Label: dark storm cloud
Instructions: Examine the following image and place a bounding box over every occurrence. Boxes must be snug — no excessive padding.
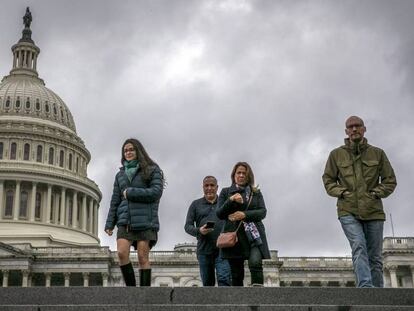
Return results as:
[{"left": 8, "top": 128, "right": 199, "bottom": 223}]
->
[{"left": 1, "top": 0, "right": 413, "bottom": 256}]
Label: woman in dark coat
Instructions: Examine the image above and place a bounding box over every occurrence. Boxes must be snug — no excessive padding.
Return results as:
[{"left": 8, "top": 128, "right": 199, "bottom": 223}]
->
[
  {"left": 216, "top": 162, "right": 270, "bottom": 286},
  {"left": 105, "top": 138, "right": 164, "bottom": 287}
]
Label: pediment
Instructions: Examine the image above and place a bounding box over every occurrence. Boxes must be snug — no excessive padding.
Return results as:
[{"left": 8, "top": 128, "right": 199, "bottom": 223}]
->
[{"left": 0, "top": 242, "right": 31, "bottom": 258}]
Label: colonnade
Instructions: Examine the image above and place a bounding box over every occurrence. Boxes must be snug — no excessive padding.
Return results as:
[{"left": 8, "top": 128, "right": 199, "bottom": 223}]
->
[
  {"left": 386, "top": 264, "right": 414, "bottom": 288},
  {"left": 0, "top": 179, "right": 99, "bottom": 236},
  {"left": 0, "top": 270, "right": 108, "bottom": 287}
]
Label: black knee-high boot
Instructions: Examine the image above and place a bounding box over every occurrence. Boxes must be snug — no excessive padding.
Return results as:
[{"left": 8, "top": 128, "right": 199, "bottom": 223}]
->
[
  {"left": 139, "top": 269, "right": 151, "bottom": 287},
  {"left": 120, "top": 262, "right": 136, "bottom": 287}
]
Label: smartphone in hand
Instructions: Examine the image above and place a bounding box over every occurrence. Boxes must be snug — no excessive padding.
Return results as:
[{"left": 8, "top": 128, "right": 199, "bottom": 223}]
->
[{"left": 205, "top": 221, "right": 215, "bottom": 229}]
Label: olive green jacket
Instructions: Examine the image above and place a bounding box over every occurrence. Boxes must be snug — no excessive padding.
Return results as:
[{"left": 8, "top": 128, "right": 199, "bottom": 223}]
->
[{"left": 322, "top": 138, "right": 396, "bottom": 220}]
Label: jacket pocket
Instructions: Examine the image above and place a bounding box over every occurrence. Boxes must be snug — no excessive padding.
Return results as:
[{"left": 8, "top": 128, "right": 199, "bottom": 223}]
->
[
  {"left": 337, "top": 160, "right": 353, "bottom": 177},
  {"left": 362, "top": 159, "right": 379, "bottom": 179}
]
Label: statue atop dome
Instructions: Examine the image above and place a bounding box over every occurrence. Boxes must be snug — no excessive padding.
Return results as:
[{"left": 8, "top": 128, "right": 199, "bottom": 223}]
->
[
  {"left": 23, "top": 7, "right": 32, "bottom": 29},
  {"left": 20, "top": 7, "right": 33, "bottom": 43}
]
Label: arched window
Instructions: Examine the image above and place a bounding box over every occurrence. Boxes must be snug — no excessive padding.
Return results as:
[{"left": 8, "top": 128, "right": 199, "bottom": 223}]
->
[
  {"left": 23, "top": 143, "right": 30, "bottom": 161},
  {"left": 25, "top": 97, "right": 31, "bottom": 109},
  {"left": 19, "top": 191, "right": 28, "bottom": 218},
  {"left": 45, "top": 102, "right": 50, "bottom": 113},
  {"left": 0, "top": 142, "right": 3, "bottom": 160},
  {"left": 5, "top": 97, "right": 11, "bottom": 109},
  {"left": 35, "top": 192, "right": 42, "bottom": 219},
  {"left": 76, "top": 157, "right": 79, "bottom": 173},
  {"left": 48, "top": 147, "right": 54, "bottom": 165},
  {"left": 35, "top": 99, "right": 40, "bottom": 111},
  {"left": 68, "top": 153, "right": 73, "bottom": 170},
  {"left": 10, "top": 142, "right": 17, "bottom": 160},
  {"left": 59, "top": 150, "right": 64, "bottom": 167},
  {"left": 36, "top": 145, "right": 43, "bottom": 162},
  {"left": 15, "top": 97, "right": 21, "bottom": 109},
  {"left": 5, "top": 190, "right": 14, "bottom": 217}
]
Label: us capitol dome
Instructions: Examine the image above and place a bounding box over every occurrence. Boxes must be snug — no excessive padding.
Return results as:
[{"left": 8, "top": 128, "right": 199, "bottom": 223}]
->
[{"left": 0, "top": 8, "right": 101, "bottom": 247}]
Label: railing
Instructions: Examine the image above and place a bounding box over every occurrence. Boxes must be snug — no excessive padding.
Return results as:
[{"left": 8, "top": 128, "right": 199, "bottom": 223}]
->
[
  {"left": 383, "top": 237, "right": 414, "bottom": 250},
  {"left": 278, "top": 257, "right": 353, "bottom": 268},
  {"left": 34, "top": 246, "right": 111, "bottom": 256}
]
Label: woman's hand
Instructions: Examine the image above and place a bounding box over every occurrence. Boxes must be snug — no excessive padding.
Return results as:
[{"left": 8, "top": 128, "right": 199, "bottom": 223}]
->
[
  {"left": 229, "top": 193, "right": 243, "bottom": 204},
  {"left": 228, "top": 211, "right": 246, "bottom": 222},
  {"left": 105, "top": 229, "right": 113, "bottom": 236}
]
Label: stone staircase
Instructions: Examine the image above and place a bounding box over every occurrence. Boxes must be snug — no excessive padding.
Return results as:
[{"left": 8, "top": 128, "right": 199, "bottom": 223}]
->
[{"left": 0, "top": 287, "right": 413, "bottom": 310}]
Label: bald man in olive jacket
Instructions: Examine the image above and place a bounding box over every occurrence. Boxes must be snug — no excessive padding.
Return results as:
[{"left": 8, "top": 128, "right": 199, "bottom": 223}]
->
[{"left": 323, "top": 116, "right": 396, "bottom": 288}]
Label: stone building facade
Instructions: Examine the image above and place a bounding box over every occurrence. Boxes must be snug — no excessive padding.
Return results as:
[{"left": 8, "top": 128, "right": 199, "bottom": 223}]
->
[
  {"left": 1, "top": 9, "right": 413, "bottom": 289},
  {"left": 1, "top": 238, "right": 413, "bottom": 288}
]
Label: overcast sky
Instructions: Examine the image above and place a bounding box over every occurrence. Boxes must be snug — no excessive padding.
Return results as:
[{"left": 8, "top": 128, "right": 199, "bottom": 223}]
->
[{"left": 1, "top": 0, "right": 413, "bottom": 256}]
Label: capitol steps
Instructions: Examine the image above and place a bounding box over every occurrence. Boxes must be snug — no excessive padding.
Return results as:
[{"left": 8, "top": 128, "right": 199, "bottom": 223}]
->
[{"left": 0, "top": 287, "right": 414, "bottom": 310}]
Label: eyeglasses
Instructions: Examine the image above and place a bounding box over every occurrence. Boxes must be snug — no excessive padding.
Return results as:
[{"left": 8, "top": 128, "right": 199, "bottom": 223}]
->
[
  {"left": 123, "top": 148, "right": 135, "bottom": 154},
  {"left": 346, "top": 124, "right": 363, "bottom": 129}
]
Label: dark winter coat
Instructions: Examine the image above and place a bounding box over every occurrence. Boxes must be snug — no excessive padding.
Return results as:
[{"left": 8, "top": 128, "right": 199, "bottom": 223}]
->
[
  {"left": 105, "top": 165, "right": 163, "bottom": 231},
  {"left": 216, "top": 184, "right": 271, "bottom": 260}
]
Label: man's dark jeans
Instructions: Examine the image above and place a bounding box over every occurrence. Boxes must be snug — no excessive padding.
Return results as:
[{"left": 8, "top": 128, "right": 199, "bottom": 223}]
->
[{"left": 197, "top": 253, "right": 231, "bottom": 286}]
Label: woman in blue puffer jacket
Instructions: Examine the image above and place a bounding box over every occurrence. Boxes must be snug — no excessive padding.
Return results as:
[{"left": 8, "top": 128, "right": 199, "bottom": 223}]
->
[{"left": 105, "top": 138, "right": 164, "bottom": 287}]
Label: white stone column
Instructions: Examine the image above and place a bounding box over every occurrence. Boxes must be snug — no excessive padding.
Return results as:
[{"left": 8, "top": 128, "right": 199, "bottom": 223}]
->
[
  {"left": 284, "top": 280, "right": 292, "bottom": 287},
  {"left": 13, "top": 181, "right": 21, "bottom": 220},
  {"left": 64, "top": 272, "right": 70, "bottom": 287},
  {"left": 321, "top": 281, "right": 328, "bottom": 287},
  {"left": 388, "top": 265, "right": 398, "bottom": 288},
  {"left": 45, "top": 273, "right": 51, "bottom": 287},
  {"left": 83, "top": 272, "right": 89, "bottom": 287},
  {"left": 102, "top": 273, "right": 109, "bottom": 287},
  {"left": 81, "top": 195, "right": 87, "bottom": 231},
  {"left": 93, "top": 201, "right": 98, "bottom": 235},
  {"left": 2, "top": 270, "right": 9, "bottom": 287},
  {"left": 29, "top": 182, "right": 37, "bottom": 221},
  {"left": 0, "top": 180, "right": 4, "bottom": 219},
  {"left": 72, "top": 191, "right": 78, "bottom": 228},
  {"left": 59, "top": 188, "right": 66, "bottom": 225},
  {"left": 53, "top": 193, "right": 60, "bottom": 224},
  {"left": 410, "top": 265, "right": 414, "bottom": 288},
  {"left": 45, "top": 184, "right": 52, "bottom": 223},
  {"left": 88, "top": 199, "right": 94, "bottom": 233},
  {"left": 22, "top": 270, "right": 29, "bottom": 287},
  {"left": 66, "top": 195, "right": 70, "bottom": 226}
]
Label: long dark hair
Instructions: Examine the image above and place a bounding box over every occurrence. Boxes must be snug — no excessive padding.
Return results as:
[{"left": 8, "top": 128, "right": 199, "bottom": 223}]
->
[
  {"left": 230, "top": 161, "right": 255, "bottom": 186},
  {"left": 121, "top": 138, "right": 162, "bottom": 182}
]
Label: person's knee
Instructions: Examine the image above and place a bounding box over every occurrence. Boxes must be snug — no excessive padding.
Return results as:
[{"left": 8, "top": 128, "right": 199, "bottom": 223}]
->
[
  {"left": 248, "top": 261, "right": 262, "bottom": 273},
  {"left": 138, "top": 253, "right": 149, "bottom": 266},
  {"left": 117, "top": 249, "right": 129, "bottom": 263}
]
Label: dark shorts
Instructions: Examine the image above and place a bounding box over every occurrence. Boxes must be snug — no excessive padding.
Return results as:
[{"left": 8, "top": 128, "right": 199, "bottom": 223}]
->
[{"left": 117, "top": 226, "right": 158, "bottom": 250}]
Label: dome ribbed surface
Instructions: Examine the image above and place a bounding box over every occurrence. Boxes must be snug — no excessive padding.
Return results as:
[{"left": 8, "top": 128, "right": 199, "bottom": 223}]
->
[{"left": 0, "top": 75, "right": 76, "bottom": 132}]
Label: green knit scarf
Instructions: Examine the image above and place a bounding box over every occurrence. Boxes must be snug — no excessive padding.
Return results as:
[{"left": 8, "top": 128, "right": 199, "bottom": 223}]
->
[{"left": 123, "top": 160, "right": 139, "bottom": 182}]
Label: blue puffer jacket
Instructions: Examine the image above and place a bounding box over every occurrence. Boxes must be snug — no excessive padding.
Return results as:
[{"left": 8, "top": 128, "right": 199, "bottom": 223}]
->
[{"left": 105, "top": 165, "right": 163, "bottom": 231}]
